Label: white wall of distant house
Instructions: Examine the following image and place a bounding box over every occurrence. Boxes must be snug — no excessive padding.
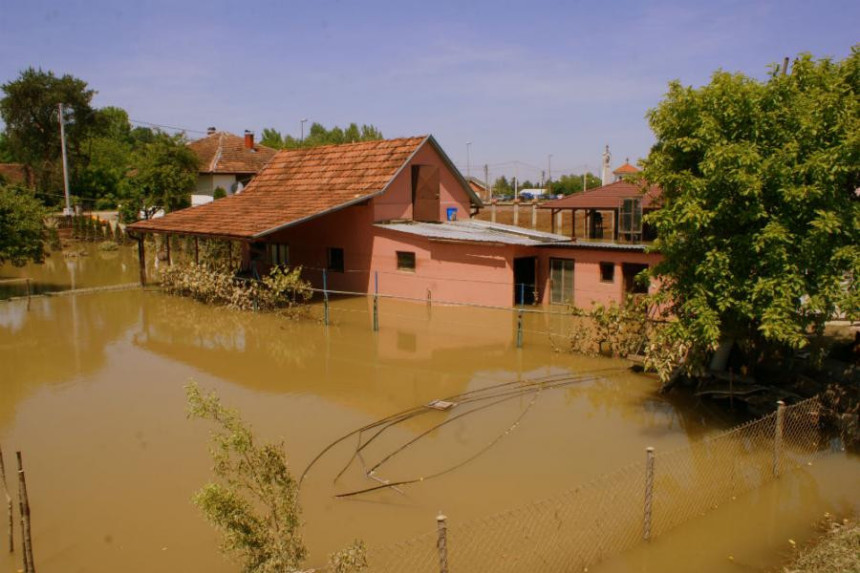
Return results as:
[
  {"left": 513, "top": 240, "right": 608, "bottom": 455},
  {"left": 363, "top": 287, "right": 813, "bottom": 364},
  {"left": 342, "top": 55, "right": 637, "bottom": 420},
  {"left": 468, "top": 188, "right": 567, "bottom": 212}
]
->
[{"left": 195, "top": 173, "right": 241, "bottom": 196}]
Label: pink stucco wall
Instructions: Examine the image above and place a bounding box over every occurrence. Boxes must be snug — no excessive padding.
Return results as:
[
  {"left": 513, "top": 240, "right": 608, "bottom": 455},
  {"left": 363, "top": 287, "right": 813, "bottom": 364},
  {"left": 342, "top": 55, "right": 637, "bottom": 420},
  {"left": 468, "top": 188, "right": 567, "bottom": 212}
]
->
[
  {"left": 260, "top": 138, "right": 661, "bottom": 309},
  {"left": 537, "top": 248, "right": 661, "bottom": 310}
]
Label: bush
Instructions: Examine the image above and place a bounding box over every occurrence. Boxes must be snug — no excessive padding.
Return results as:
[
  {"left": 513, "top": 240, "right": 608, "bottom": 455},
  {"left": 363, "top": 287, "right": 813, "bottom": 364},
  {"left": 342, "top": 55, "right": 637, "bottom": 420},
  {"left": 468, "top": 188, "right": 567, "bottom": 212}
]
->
[
  {"left": 213, "top": 186, "right": 227, "bottom": 200},
  {"left": 159, "top": 263, "right": 312, "bottom": 315}
]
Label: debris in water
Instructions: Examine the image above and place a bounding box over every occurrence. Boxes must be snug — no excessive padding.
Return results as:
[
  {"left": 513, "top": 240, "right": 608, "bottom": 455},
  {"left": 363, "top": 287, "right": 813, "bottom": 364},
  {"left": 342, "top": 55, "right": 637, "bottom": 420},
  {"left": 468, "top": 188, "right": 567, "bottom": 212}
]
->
[{"left": 426, "top": 399, "right": 456, "bottom": 411}]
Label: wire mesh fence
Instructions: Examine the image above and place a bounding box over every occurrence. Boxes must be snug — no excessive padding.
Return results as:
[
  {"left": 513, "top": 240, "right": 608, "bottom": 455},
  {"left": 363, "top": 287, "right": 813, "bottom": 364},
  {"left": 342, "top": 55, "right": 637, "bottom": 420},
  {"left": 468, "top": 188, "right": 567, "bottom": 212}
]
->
[{"left": 361, "top": 396, "right": 824, "bottom": 573}]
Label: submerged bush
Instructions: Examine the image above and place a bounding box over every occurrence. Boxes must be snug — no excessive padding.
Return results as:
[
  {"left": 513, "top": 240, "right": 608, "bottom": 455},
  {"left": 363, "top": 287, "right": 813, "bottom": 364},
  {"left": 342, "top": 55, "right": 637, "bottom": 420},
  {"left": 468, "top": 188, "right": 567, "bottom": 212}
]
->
[{"left": 159, "top": 263, "right": 312, "bottom": 315}]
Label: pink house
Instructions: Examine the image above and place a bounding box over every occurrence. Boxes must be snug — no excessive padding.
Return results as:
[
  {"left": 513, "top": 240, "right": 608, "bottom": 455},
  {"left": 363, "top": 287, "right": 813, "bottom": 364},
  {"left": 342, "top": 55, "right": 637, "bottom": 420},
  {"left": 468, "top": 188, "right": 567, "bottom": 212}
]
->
[{"left": 129, "top": 136, "right": 660, "bottom": 309}]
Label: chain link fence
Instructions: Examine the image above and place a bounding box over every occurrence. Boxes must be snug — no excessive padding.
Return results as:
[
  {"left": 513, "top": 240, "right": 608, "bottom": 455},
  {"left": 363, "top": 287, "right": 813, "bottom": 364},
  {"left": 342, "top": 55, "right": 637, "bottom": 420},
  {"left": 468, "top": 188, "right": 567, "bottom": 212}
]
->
[{"left": 362, "top": 396, "right": 824, "bottom": 573}]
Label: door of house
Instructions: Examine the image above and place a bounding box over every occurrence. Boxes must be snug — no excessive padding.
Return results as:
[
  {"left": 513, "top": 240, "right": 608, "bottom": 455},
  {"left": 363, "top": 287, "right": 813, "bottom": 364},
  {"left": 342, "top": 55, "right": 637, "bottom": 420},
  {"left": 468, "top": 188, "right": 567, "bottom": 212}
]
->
[
  {"left": 513, "top": 256, "right": 537, "bottom": 305},
  {"left": 412, "top": 165, "right": 440, "bottom": 222},
  {"left": 549, "top": 258, "right": 575, "bottom": 305}
]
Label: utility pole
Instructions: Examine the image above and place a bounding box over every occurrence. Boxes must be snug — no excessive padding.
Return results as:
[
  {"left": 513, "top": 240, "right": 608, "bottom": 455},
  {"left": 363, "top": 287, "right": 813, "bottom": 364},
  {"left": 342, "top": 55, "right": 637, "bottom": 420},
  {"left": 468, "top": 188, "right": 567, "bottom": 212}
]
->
[
  {"left": 58, "top": 103, "right": 72, "bottom": 216},
  {"left": 300, "top": 118, "right": 308, "bottom": 145},
  {"left": 466, "top": 141, "right": 472, "bottom": 179},
  {"left": 540, "top": 170, "right": 545, "bottom": 189},
  {"left": 484, "top": 164, "right": 490, "bottom": 201}
]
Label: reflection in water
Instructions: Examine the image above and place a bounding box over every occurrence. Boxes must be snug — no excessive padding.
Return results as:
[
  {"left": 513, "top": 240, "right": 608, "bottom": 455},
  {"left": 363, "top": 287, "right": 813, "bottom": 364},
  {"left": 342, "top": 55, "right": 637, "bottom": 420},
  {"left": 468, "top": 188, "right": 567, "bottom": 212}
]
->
[{"left": 0, "top": 272, "right": 857, "bottom": 572}]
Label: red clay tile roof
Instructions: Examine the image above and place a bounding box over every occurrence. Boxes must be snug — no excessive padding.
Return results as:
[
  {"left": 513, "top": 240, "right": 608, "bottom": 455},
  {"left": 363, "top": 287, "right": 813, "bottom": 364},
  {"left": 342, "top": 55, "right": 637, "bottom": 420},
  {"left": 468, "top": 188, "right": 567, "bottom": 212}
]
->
[
  {"left": 541, "top": 181, "right": 662, "bottom": 210},
  {"left": 129, "top": 136, "right": 430, "bottom": 239},
  {"left": 189, "top": 132, "right": 277, "bottom": 174},
  {"left": 0, "top": 163, "right": 35, "bottom": 187},
  {"left": 612, "top": 162, "right": 640, "bottom": 175}
]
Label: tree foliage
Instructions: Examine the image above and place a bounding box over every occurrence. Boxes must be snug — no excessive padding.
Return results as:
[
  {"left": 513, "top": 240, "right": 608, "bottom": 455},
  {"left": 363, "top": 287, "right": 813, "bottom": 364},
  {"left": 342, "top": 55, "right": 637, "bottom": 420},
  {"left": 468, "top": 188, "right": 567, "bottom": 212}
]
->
[
  {"left": 0, "top": 67, "right": 97, "bottom": 200},
  {"left": 552, "top": 172, "right": 602, "bottom": 195},
  {"left": 187, "top": 383, "right": 367, "bottom": 573},
  {"left": 644, "top": 49, "right": 860, "bottom": 366},
  {"left": 0, "top": 185, "right": 47, "bottom": 266},
  {"left": 119, "top": 131, "right": 198, "bottom": 221},
  {"left": 260, "top": 123, "right": 383, "bottom": 149}
]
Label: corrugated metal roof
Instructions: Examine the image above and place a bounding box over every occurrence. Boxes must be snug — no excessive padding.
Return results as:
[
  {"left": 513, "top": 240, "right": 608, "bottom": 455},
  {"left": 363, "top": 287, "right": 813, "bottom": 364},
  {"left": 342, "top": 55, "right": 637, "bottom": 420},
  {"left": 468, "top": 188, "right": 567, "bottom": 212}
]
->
[
  {"left": 375, "top": 220, "right": 572, "bottom": 246},
  {"left": 536, "top": 239, "right": 651, "bottom": 252}
]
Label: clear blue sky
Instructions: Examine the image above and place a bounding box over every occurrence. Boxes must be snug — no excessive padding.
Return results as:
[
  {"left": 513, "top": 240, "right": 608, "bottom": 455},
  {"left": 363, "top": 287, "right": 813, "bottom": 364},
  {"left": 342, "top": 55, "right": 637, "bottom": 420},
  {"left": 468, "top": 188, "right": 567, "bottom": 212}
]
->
[{"left": 0, "top": 0, "right": 857, "bottom": 182}]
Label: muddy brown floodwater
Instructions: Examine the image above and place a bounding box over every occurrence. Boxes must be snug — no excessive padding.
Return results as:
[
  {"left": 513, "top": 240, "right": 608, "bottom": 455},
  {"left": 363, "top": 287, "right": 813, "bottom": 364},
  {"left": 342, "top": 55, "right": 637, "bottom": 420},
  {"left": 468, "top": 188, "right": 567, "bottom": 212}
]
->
[{"left": 1, "top": 245, "right": 857, "bottom": 572}]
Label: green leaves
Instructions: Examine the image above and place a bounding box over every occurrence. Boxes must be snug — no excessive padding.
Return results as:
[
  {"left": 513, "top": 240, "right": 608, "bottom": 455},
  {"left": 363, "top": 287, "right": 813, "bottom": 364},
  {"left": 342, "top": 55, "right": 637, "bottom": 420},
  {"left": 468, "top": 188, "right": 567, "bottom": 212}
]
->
[
  {"left": 0, "top": 185, "right": 47, "bottom": 266},
  {"left": 644, "top": 48, "right": 860, "bottom": 368}
]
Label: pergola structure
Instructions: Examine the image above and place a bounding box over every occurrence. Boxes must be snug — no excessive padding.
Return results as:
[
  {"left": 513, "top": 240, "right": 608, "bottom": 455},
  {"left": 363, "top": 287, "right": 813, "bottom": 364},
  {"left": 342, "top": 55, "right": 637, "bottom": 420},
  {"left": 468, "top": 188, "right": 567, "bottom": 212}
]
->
[{"left": 541, "top": 181, "right": 662, "bottom": 242}]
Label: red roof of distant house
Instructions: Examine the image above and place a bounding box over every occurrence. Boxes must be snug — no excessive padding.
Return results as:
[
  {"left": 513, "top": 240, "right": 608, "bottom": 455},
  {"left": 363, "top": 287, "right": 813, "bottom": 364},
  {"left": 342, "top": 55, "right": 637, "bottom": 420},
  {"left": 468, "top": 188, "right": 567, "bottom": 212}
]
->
[
  {"left": 0, "top": 163, "right": 35, "bottom": 187},
  {"left": 189, "top": 131, "right": 277, "bottom": 174},
  {"left": 612, "top": 162, "right": 640, "bottom": 175},
  {"left": 129, "top": 135, "right": 478, "bottom": 240},
  {"left": 541, "top": 180, "right": 662, "bottom": 210}
]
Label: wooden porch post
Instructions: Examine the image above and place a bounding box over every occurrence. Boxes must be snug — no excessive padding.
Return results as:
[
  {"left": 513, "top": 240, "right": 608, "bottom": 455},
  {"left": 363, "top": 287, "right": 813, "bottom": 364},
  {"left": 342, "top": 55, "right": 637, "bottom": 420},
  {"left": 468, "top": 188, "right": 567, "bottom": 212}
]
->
[{"left": 137, "top": 236, "right": 147, "bottom": 286}]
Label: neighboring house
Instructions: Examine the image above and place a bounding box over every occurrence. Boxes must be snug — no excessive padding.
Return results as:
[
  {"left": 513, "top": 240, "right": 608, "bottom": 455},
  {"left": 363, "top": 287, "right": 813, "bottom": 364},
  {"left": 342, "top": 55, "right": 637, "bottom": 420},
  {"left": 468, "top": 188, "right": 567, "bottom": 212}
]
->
[
  {"left": 466, "top": 176, "right": 491, "bottom": 201},
  {"left": 129, "top": 136, "right": 659, "bottom": 309},
  {"left": 0, "top": 163, "right": 35, "bottom": 187},
  {"left": 189, "top": 128, "right": 277, "bottom": 202}
]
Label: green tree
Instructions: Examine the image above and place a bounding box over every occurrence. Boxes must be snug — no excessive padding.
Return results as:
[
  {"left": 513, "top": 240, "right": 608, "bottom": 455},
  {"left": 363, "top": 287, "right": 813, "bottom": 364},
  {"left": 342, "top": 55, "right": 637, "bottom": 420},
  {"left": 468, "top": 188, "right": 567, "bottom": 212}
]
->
[
  {"left": 492, "top": 175, "right": 513, "bottom": 197},
  {"left": 643, "top": 49, "right": 860, "bottom": 372},
  {"left": 260, "top": 122, "right": 384, "bottom": 149},
  {"left": 0, "top": 68, "right": 97, "bottom": 202},
  {"left": 186, "top": 382, "right": 367, "bottom": 573},
  {"left": 0, "top": 185, "right": 48, "bottom": 266},
  {"left": 552, "top": 172, "right": 602, "bottom": 195},
  {"left": 119, "top": 132, "right": 198, "bottom": 221},
  {"left": 77, "top": 106, "right": 135, "bottom": 209}
]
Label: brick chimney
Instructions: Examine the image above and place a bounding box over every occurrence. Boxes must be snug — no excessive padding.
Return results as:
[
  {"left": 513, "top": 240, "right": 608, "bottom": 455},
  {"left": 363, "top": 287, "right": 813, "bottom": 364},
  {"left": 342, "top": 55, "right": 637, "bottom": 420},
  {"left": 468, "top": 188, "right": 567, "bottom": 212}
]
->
[
  {"left": 207, "top": 126, "right": 216, "bottom": 135},
  {"left": 244, "top": 130, "right": 254, "bottom": 149}
]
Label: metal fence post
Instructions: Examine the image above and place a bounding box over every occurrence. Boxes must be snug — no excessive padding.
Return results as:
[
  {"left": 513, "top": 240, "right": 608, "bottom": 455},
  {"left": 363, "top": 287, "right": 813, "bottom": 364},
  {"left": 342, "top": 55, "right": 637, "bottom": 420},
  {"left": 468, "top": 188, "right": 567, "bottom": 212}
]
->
[
  {"left": 516, "top": 309, "right": 524, "bottom": 348},
  {"left": 643, "top": 446, "right": 655, "bottom": 541},
  {"left": 773, "top": 401, "right": 785, "bottom": 478},
  {"left": 322, "top": 269, "right": 329, "bottom": 326},
  {"left": 436, "top": 512, "right": 449, "bottom": 573},
  {"left": 372, "top": 271, "right": 379, "bottom": 332}
]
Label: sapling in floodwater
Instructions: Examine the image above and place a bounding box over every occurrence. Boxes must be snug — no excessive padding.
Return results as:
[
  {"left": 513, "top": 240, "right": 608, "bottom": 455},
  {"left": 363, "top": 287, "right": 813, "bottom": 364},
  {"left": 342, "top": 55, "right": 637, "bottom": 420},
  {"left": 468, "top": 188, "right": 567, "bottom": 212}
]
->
[{"left": 186, "top": 382, "right": 366, "bottom": 573}]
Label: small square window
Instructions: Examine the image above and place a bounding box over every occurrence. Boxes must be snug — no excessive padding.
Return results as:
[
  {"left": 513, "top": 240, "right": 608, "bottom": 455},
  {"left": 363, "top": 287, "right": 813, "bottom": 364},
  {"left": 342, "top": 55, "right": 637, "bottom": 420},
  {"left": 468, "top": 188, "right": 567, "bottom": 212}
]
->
[
  {"left": 600, "top": 262, "right": 615, "bottom": 283},
  {"left": 396, "top": 251, "right": 416, "bottom": 272},
  {"left": 328, "top": 247, "right": 344, "bottom": 273}
]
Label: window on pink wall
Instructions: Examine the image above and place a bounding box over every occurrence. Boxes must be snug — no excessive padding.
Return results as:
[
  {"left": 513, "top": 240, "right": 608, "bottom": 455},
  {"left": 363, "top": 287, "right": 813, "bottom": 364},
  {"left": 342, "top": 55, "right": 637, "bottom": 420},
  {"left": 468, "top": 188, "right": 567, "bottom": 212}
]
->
[
  {"left": 599, "top": 262, "right": 615, "bottom": 283},
  {"left": 396, "top": 251, "right": 416, "bottom": 272},
  {"left": 549, "top": 258, "right": 574, "bottom": 304}
]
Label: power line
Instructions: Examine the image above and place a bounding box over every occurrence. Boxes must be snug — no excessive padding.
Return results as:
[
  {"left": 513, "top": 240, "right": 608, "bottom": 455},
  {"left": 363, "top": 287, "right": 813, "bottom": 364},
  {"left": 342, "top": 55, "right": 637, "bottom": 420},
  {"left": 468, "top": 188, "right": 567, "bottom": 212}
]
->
[{"left": 128, "top": 118, "right": 208, "bottom": 135}]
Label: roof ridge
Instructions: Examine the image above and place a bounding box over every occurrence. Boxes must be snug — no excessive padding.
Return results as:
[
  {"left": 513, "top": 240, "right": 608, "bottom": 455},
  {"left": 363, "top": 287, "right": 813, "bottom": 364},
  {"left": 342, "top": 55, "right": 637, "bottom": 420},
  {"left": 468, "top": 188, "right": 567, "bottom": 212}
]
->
[{"left": 279, "top": 135, "right": 428, "bottom": 154}]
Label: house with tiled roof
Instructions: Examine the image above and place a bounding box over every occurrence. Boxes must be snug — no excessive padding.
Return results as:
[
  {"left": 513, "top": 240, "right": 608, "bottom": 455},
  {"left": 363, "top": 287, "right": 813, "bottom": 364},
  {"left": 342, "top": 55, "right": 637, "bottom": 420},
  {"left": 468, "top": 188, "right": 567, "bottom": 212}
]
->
[
  {"left": 129, "top": 136, "right": 659, "bottom": 308},
  {"left": 188, "top": 128, "right": 277, "bottom": 202},
  {"left": 612, "top": 159, "right": 640, "bottom": 181}
]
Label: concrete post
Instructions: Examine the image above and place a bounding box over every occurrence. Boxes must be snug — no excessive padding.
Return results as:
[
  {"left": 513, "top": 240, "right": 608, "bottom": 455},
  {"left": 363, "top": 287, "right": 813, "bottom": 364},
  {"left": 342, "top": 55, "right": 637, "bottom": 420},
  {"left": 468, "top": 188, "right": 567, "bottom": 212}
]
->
[
  {"left": 491, "top": 199, "right": 497, "bottom": 223},
  {"left": 773, "top": 401, "right": 786, "bottom": 477},
  {"left": 643, "top": 446, "right": 655, "bottom": 541},
  {"left": 531, "top": 199, "right": 538, "bottom": 229},
  {"left": 436, "top": 513, "right": 449, "bottom": 573},
  {"left": 513, "top": 199, "right": 520, "bottom": 227},
  {"left": 556, "top": 210, "right": 563, "bottom": 235}
]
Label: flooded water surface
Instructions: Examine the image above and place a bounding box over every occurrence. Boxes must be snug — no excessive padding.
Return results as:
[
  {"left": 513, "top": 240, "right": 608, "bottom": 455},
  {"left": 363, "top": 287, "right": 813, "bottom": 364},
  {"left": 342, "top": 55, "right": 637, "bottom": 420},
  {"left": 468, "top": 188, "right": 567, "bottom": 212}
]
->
[{"left": 0, "top": 249, "right": 857, "bottom": 572}]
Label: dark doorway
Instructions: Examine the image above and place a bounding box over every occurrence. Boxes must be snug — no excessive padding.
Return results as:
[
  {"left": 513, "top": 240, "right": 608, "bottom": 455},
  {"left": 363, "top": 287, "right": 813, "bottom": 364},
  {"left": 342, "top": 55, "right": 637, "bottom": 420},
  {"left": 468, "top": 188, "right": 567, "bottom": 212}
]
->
[
  {"left": 513, "top": 257, "right": 537, "bottom": 305},
  {"left": 622, "top": 263, "right": 649, "bottom": 295},
  {"left": 589, "top": 210, "right": 604, "bottom": 239},
  {"left": 412, "top": 165, "right": 440, "bottom": 222}
]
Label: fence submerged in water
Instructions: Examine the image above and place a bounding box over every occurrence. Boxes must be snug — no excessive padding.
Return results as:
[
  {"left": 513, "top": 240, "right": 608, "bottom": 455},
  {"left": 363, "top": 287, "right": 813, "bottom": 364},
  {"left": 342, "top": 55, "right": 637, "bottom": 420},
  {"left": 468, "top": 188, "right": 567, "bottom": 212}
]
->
[{"left": 356, "top": 396, "right": 825, "bottom": 573}]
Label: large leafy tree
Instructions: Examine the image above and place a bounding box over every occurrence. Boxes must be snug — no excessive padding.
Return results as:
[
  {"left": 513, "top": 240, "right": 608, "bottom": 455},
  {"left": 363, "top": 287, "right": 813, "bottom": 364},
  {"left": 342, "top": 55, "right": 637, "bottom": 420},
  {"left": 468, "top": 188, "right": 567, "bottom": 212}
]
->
[
  {"left": 119, "top": 132, "right": 198, "bottom": 221},
  {"left": 77, "top": 106, "right": 136, "bottom": 208},
  {"left": 644, "top": 49, "right": 859, "bottom": 368},
  {"left": 552, "top": 172, "right": 602, "bottom": 195},
  {"left": 0, "top": 185, "right": 47, "bottom": 266},
  {"left": 0, "top": 68, "right": 97, "bottom": 202}
]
